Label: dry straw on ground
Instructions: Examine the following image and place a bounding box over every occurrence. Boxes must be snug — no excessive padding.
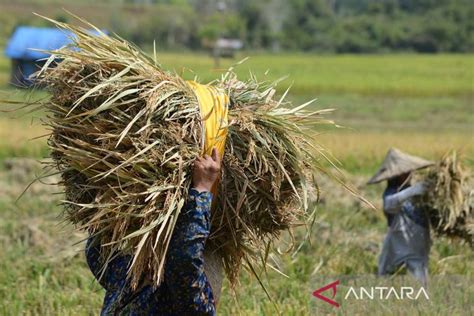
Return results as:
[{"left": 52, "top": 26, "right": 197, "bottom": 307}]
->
[
  {"left": 29, "top": 15, "right": 356, "bottom": 289},
  {"left": 421, "top": 152, "right": 473, "bottom": 246}
]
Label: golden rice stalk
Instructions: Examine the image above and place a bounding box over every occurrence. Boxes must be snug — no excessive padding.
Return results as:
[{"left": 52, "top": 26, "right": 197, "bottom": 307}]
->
[
  {"left": 26, "top": 14, "right": 355, "bottom": 288},
  {"left": 422, "top": 151, "right": 473, "bottom": 245}
]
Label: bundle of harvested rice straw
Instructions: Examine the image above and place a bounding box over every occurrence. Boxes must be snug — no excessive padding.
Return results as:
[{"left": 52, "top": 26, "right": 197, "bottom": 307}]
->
[
  {"left": 31, "top": 16, "right": 350, "bottom": 288},
  {"left": 419, "top": 152, "right": 473, "bottom": 246}
]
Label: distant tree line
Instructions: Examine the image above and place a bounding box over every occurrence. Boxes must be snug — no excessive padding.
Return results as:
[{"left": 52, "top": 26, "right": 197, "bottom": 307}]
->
[
  {"left": 114, "top": 0, "right": 474, "bottom": 53},
  {"left": 2, "top": 0, "right": 473, "bottom": 53}
]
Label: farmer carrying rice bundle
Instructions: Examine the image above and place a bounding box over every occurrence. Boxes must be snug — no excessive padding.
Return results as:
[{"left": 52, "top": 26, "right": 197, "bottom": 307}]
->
[
  {"left": 369, "top": 148, "right": 473, "bottom": 285},
  {"left": 27, "top": 15, "right": 361, "bottom": 315},
  {"left": 368, "top": 148, "right": 434, "bottom": 285},
  {"left": 86, "top": 148, "right": 223, "bottom": 314}
]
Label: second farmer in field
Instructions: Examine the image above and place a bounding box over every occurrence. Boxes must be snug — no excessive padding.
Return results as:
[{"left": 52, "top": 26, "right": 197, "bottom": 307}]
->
[{"left": 368, "top": 148, "right": 434, "bottom": 285}]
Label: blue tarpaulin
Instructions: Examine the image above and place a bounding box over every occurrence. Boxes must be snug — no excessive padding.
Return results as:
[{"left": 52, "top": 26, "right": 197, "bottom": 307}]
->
[
  {"left": 4, "top": 26, "right": 75, "bottom": 61},
  {"left": 4, "top": 26, "right": 106, "bottom": 86}
]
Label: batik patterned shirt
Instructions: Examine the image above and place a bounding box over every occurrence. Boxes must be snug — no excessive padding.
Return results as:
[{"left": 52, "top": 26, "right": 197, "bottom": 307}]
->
[{"left": 85, "top": 189, "right": 215, "bottom": 315}]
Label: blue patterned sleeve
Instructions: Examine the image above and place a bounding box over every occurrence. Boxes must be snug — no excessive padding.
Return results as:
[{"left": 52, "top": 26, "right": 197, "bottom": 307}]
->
[{"left": 164, "top": 188, "right": 216, "bottom": 315}]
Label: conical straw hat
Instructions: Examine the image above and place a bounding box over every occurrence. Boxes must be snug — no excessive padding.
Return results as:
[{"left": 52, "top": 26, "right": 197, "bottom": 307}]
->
[{"left": 367, "top": 148, "right": 434, "bottom": 184}]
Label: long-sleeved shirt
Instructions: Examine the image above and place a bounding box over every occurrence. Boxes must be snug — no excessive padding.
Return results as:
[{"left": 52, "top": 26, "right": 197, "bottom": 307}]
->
[
  {"left": 85, "top": 189, "right": 216, "bottom": 315},
  {"left": 378, "top": 183, "right": 431, "bottom": 282},
  {"left": 383, "top": 184, "right": 429, "bottom": 228}
]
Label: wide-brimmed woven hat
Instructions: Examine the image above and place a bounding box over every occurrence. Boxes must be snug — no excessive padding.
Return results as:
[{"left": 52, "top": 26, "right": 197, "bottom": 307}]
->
[{"left": 367, "top": 148, "right": 434, "bottom": 184}]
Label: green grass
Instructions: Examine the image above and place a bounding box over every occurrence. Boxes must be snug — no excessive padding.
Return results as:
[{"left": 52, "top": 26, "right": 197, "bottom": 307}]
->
[
  {"left": 311, "top": 94, "right": 473, "bottom": 130},
  {"left": 155, "top": 53, "right": 474, "bottom": 97},
  {"left": 3, "top": 53, "right": 473, "bottom": 97},
  {"left": 0, "top": 164, "right": 471, "bottom": 315}
]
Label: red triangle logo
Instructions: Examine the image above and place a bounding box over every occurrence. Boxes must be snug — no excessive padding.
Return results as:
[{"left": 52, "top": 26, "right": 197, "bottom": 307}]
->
[{"left": 312, "top": 280, "right": 340, "bottom": 308}]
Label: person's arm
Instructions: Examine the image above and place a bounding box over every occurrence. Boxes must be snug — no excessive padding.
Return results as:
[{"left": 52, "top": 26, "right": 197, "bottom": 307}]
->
[
  {"left": 85, "top": 235, "right": 131, "bottom": 292},
  {"left": 384, "top": 182, "right": 426, "bottom": 214},
  {"left": 164, "top": 148, "right": 221, "bottom": 315}
]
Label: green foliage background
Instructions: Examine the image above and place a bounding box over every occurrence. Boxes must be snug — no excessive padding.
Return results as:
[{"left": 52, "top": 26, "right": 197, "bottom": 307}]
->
[{"left": 0, "top": 0, "right": 473, "bottom": 53}]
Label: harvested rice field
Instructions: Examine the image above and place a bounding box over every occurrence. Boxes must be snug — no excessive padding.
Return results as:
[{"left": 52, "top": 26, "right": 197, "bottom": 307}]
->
[{"left": 0, "top": 51, "right": 473, "bottom": 315}]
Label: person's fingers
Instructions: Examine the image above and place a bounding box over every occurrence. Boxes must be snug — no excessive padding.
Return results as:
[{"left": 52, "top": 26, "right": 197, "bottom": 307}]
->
[{"left": 211, "top": 147, "right": 219, "bottom": 163}]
